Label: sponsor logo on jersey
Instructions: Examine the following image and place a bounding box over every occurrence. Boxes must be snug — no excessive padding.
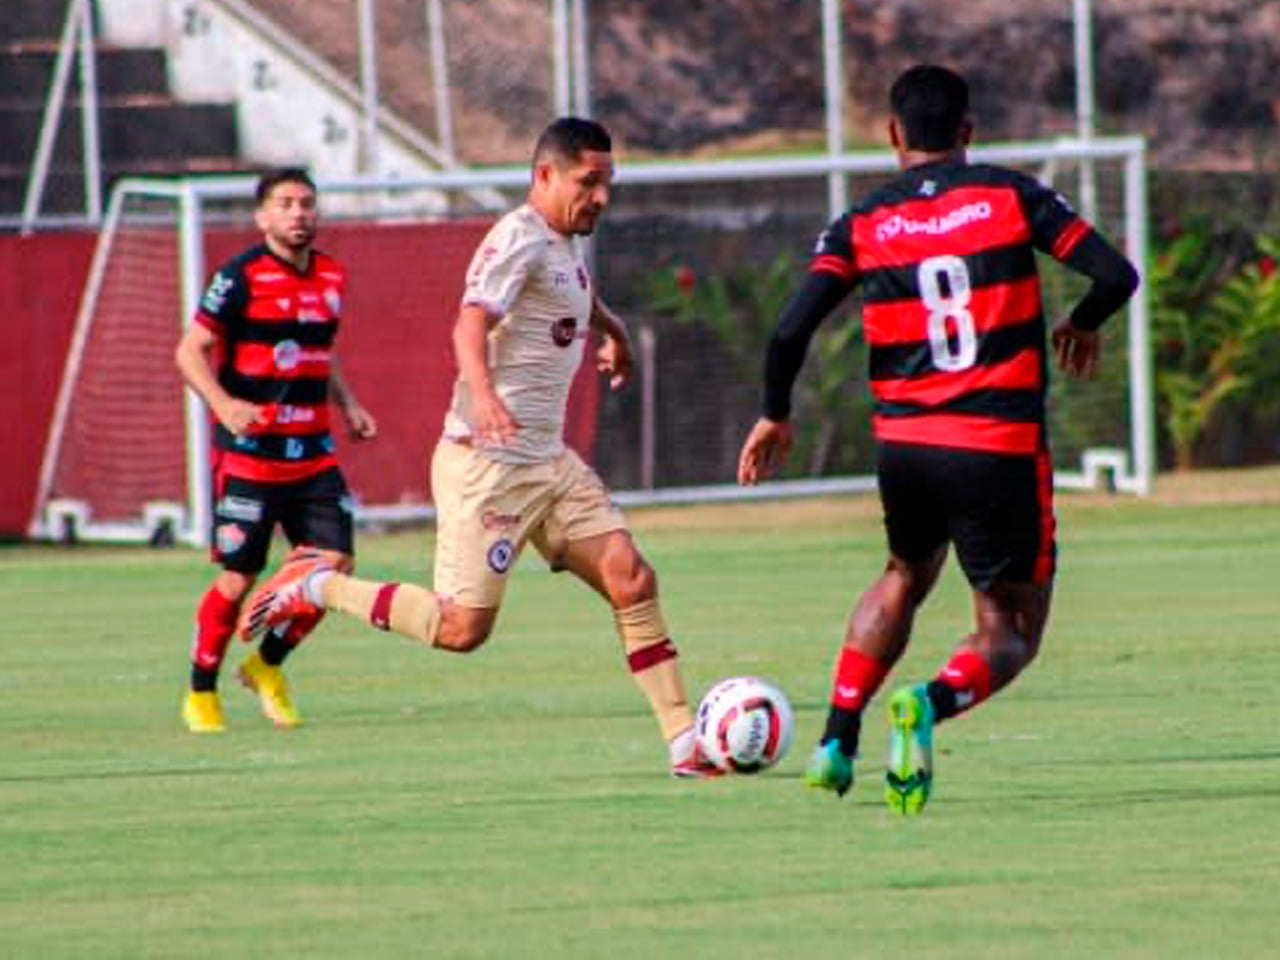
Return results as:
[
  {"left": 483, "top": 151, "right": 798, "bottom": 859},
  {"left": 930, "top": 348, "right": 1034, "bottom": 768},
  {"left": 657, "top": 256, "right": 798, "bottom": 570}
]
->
[
  {"left": 201, "top": 272, "right": 235, "bottom": 313},
  {"left": 216, "top": 495, "right": 264, "bottom": 522},
  {"left": 487, "top": 537, "right": 515, "bottom": 573},
  {"left": 216, "top": 523, "right": 247, "bottom": 556},
  {"left": 551, "top": 317, "right": 578, "bottom": 347},
  {"left": 297, "top": 291, "right": 327, "bottom": 323},
  {"left": 234, "top": 435, "right": 260, "bottom": 451},
  {"left": 324, "top": 287, "right": 342, "bottom": 315},
  {"left": 285, "top": 438, "right": 305, "bottom": 460},
  {"left": 273, "top": 340, "right": 329, "bottom": 371},
  {"left": 274, "top": 404, "right": 316, "bottom": 425},
  {"left": 875, "top": 200, "right": 993, "bottom": 243}
]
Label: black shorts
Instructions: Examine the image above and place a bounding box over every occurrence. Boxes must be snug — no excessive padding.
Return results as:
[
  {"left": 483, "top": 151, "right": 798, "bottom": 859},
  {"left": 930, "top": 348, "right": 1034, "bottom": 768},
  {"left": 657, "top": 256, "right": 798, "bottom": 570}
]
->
[
  {"left": 877, "top": 442, "right": 1056, "bottom": 591},
  {"left": 210, "top": 467, "right": 355, "bottom": 574}
]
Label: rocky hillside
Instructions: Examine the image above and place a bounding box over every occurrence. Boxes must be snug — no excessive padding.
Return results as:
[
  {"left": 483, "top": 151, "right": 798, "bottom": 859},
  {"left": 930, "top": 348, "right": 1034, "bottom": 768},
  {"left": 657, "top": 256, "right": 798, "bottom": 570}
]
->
[{"left": 252, "top": 0, "right": 1280, "bottom": 170}]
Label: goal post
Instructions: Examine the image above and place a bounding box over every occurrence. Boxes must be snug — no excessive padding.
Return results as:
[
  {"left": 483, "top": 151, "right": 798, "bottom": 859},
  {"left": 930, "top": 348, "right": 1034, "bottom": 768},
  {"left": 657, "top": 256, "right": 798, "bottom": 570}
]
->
[{"left": 28, "top": 136, "right": 1151, "bottom": 545}]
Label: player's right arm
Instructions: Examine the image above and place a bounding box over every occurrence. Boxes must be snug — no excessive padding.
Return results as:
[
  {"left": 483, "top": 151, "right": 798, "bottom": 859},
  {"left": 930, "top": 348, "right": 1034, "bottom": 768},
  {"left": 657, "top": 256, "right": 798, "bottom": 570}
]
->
[
  {"left": 452, "top": 303, "right": 521, "bottom": 446},
  {"left": 175, "top": 265, "right": 264, "bottom": 436},
  {"left": 739, "top": 215, "right": 857, "bottom": 485}
]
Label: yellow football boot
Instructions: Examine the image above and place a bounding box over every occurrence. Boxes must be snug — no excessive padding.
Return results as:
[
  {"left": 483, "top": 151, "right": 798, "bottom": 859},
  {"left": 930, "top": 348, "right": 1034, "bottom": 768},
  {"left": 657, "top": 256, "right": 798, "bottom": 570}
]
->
[
  {"left": 237, "top": 650, "right": 302, "bottom": 728},
  {"left": 182, "top": 690, "right": 226, "bottom": 733}
]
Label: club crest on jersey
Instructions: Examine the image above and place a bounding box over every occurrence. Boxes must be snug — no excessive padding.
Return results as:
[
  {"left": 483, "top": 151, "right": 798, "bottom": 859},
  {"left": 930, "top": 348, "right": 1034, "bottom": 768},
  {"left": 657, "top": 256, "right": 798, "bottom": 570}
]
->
[
  {"left": 551, "top": 317, "right": 578, "bottom": 347},
  {"left": 274, "top": 339, "right": 301, "bottom": 370},
  {"left": 487, "top": 538, "right": 515, "bottom": 573}
]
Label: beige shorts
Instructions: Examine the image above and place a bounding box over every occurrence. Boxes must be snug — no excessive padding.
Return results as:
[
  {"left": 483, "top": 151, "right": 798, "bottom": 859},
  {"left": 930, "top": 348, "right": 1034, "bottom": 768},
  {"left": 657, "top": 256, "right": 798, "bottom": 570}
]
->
[{"left": 431, "top": 439, "right": 627, "bottom": 608}]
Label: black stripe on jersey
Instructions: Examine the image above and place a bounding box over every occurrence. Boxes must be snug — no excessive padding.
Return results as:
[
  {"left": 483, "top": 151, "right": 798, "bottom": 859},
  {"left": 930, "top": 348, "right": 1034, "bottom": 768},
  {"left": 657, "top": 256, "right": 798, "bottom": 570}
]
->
[
  {"left": 214, "top": 427, "right": 335, "bottom": 460},
  {"left": 859, "top": 243, "right": 1039, "bottom": 303},
  {"left": 868, "top": 318, "right": 1043, "bottom": 381},
  {"left": 231, "top": 322, "right": 336, "bottom": 347},
  {"left": 221, "top": 377, "right": 330, "bottom": 405},
  {"left": 876, "top": 388, "right": 1044, "bottom": 422}
]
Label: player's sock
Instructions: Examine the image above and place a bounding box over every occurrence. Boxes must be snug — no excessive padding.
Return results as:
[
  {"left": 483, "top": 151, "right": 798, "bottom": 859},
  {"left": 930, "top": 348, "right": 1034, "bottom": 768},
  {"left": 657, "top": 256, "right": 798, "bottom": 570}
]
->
[
  {"left": 821, "top": 646, "right": 890, "bottom": 757},
  {"left": 259, "top": 610, "right": 325, "bottom": 666},
  {"left": 616, "top": 599, "right": 694, "bottom": 741},
  {"left": 928, "top": 646, "right": 993, "bottom": 722},
  {"left": 190, "top": 586, "right": 239, "bottom": 691},
  {"left": 323, "top": 574, "right": 443, "bottom": 645}
]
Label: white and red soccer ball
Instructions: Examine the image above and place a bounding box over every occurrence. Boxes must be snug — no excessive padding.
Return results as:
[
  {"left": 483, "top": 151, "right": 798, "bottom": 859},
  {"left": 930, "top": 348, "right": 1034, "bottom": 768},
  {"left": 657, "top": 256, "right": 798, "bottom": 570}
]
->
[{"left": 695, "top": 676, "right": 794, "bottom": 774}]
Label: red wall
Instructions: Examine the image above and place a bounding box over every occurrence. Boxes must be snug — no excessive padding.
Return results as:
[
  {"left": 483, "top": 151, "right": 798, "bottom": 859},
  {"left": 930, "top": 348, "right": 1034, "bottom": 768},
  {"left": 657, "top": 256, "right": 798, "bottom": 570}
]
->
[{"left": 0, "top": 222, "right": 601, "bottom": 539}]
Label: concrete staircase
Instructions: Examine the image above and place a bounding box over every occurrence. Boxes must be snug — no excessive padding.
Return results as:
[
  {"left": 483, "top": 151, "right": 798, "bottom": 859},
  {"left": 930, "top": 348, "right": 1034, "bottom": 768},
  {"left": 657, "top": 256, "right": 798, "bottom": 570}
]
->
[{"left": 0, "top": 0, "right": 244, "bottom": 219}]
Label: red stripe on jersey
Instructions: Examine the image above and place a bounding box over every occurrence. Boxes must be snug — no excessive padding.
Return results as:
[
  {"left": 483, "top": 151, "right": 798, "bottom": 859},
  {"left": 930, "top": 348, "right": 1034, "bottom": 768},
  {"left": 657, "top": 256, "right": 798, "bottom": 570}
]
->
[
  {"left": 1052, "top": 219, "right": 1090, "bottom": 260},
  {"left": 872, "top": 413, "right": 1041, "bottom": 455},
  {"left": 810, "top": 253, "right": 857, "bottom": 282},
  {"left": 233, "top": 342, "right": 333, "bottom": 379},
  {"left": 1033, "top": 446, "right": 1057, "bottom": 583},
  {"left": 854, "top": 186, "right": 1031, "bottom": 270},
  {"left": 863, "top": 276, "right": 1043, "bottom": 345},
  {"left": 871, "top": 348, "right": 1042, "bottom": 406},
  {"left": 257, "top": 402, "right": 332, "bottom": 435},
  {"left": 216, "top": 450, "right": 338, "bottom": 482}
]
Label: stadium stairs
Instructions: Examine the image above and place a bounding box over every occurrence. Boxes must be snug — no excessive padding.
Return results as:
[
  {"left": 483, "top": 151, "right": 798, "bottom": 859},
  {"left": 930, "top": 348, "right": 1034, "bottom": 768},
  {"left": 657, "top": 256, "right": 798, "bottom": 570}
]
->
[{"left": 0, "top": 0, "right": 247, "bottom": 219}]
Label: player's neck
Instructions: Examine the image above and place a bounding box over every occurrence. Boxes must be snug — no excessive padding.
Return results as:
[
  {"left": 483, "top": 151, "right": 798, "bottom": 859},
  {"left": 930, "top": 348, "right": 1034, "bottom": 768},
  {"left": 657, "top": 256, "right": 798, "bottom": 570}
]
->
[
  {"left": 265, "top": 237, "right": 312, "bottom": 272},
  {"left": 899, "top": 146, "right": 967, "bottom": 171}
]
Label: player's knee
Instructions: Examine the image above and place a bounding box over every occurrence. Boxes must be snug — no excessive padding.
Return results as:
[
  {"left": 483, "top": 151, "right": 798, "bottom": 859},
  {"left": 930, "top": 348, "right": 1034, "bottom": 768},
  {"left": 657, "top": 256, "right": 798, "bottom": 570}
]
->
[
  {"left": 435, "top": 607, "right": 496, "bottom": 653},
  {"left": 607, "top": 557, "right": 656, "bottom": 609}
]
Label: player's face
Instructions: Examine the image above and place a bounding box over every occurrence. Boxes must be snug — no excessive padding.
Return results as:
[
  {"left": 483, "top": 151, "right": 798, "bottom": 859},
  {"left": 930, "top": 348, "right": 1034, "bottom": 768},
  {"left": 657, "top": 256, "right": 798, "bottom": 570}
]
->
[
  {"left": 540, "top": 150, "right": 614, "bottom": 236},
  {"left": 256, "top": 181, "right": 318, "bottom": 252}
]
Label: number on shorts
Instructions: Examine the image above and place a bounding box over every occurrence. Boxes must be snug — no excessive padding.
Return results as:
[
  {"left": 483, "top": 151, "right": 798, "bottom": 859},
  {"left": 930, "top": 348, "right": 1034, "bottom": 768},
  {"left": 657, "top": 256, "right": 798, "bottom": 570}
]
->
[{"left": 918, "top": 255, "right": 977, "bottom": 372}]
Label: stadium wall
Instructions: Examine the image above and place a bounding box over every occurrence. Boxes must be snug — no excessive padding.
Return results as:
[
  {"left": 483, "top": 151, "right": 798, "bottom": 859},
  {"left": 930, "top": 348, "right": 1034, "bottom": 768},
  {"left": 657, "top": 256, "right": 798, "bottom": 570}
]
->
[{"left": 1, "top": 222, "right": 601, "bottom": 540}]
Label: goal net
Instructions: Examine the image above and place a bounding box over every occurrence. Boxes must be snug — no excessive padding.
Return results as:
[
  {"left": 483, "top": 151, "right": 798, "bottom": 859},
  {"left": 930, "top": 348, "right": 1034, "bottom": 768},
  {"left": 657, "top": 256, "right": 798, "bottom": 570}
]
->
[{"left": 29, "top": 138, "right": 1150, "bottom": 544}]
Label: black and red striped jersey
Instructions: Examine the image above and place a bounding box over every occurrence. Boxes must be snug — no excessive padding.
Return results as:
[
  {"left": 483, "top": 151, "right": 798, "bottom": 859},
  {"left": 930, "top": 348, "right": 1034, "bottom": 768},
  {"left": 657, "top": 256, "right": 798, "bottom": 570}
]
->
[
  {"left": 810, "top": 160, "right": 1100, "bottom": 456},
  {"left": 195, "top": 244, "right": 345, "bottom": 481}
]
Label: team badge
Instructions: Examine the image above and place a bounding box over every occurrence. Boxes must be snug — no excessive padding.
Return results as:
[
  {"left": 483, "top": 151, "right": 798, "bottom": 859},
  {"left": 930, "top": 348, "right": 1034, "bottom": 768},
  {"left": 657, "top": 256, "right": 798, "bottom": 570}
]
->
[
  {"left": 551, "top": 317, "right": 578, "bottom": 347},
  {"left": 487, "top": 538, "right": 515, "bottom": 573},
  {"left": 274, "top": 339, "right": 301, "bottom": 370},
  {"left": 215, "top": 523, "right": 247, "bottom": 556}
]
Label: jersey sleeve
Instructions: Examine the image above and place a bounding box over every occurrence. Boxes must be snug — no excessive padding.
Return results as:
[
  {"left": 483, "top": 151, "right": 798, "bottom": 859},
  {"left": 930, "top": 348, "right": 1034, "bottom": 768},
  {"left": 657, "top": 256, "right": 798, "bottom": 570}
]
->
[
  {"left": 462, "top": 218, "right": 546, "bottom": 318},
  {"left": 1017, "top": 174, "right": 1093, "bottom": 262},
  {"left": 195, "top": 262, "right": 249, "bottom": 335},
  {"left": 808, "top": 211, "right": 859, "bottom": 284}
]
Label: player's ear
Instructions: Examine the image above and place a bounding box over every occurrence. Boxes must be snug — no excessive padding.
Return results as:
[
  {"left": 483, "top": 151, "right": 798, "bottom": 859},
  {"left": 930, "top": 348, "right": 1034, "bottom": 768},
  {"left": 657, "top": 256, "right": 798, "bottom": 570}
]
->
[
  {"left": 887, "top": 117, "right": 904, "bottom": 151},
  {"left": 958, "top": 117, "right": 974, "bottom": 147},
  {"left": 253, "top": 205, "right": 269, "bottom": 233}
]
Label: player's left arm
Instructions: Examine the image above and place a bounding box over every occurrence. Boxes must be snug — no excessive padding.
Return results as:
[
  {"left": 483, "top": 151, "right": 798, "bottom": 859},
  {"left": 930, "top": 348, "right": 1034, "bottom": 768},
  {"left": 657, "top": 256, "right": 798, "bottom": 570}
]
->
[
  {"left": 1022, "top": 179, "right": 1140, "bottom": 379},
  {"left": 329, "top": 352, "right": 378, "bottom": 440},
  {"left": 590, "top": 295, "right": 633, "bottom": 390}
]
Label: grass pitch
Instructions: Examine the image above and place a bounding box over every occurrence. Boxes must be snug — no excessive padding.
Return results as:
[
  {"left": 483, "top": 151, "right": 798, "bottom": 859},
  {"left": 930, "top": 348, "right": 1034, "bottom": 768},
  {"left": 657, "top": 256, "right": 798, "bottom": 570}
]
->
[{"left": 2, "top": 471, "right": 1279, "bottom": 958}]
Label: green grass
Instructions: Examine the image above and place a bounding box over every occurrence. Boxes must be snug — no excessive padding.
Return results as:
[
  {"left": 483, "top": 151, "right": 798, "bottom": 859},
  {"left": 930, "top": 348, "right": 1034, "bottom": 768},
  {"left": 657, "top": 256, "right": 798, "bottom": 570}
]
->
[{"left": 2, "top": 489, "right": 1279, "bottom": 958}]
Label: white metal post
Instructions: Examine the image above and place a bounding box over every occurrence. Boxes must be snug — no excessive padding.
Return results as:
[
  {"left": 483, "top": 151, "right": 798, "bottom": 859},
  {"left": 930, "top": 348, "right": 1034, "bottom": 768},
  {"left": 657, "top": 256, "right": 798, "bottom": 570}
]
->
[
  {"left": 21, "top": 0, "right": 86, "bottom": 232},
  {"left": 1124, "top": 146, "right": 1153, "bottom": 495},
  {"left": 357, "top": 0, "right": 380, "bottom": 175},
  {"left": 570, "top": 0, "right": 591, "bottom": 117},
  {"left": 551, "top": 0, "right": 571, "bottom": 116},
  {"left": 821, "top": 0, "right": 847, "bottom": 217},
  {"left": 180, "top": 184, "right": 213, "bottom": 546},
  {"left": 77, "top": 0, "right": 102, "bottom": 221},
  {"left": 1073, "top": 0, "right": 1098, "bottom": 221},
  {"left": 425, "top": 0, "right": 455, "bottom": 160}
]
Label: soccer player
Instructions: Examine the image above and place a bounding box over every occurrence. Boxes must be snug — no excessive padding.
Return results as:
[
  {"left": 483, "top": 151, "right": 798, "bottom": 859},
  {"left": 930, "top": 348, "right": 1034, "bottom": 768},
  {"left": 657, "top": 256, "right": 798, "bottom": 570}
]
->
[
  {"left": 238, "top": 118, "right": 718, "bottom": 778},
  {"left": 175, "top": 167, "right": 377, "bottom": 733},
  {"left": 737, "top": 65, "right": 1139, "bottom": 812}
]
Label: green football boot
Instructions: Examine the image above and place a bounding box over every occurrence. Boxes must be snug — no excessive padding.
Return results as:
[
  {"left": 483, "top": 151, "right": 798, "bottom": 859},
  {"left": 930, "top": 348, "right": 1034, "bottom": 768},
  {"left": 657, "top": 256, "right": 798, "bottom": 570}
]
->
[
  {"left": 804, "top": 740, "right": 854, "bottom": 797},
  {"left": 885, "top": 684, "right": 935, "bottom": 815}
]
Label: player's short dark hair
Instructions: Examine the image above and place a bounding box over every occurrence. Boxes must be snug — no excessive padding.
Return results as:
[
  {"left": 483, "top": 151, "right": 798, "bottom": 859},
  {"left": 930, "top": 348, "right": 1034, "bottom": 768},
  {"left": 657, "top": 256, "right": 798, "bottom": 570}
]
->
[
  {"left": 532, "top": 117, "right": 612, "bottom": 168},
  {"left": 255, "top": 167, "right": 317, "bottom": 205},
  {"left": 889, "top": 65, "right": 970, "bottom": 152}
]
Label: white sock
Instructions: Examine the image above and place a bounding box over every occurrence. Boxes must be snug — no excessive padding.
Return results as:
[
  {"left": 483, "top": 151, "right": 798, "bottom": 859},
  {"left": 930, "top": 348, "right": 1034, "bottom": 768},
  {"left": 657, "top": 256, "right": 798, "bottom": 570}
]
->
[
  {"left": 306, "top": 569, "right": 335, "bottom": 605},
  {"left": 667, "top": 726, "right": 697, "bottom": 765}
]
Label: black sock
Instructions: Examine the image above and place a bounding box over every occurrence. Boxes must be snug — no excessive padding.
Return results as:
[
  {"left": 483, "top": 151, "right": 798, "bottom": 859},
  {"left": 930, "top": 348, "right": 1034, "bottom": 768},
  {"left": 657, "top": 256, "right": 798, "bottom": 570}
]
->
[
  {"left": 259, "top": 627, "right": 293, "bottom": 667},
  {"left": 925, "top": 680, "right": 959, "bottom": 723},
  {"left": 821, "top": 707, "right": 862, "bottom": 758},
  {"left": 190, "top": 667, "right": 218, "bottom": 692}
]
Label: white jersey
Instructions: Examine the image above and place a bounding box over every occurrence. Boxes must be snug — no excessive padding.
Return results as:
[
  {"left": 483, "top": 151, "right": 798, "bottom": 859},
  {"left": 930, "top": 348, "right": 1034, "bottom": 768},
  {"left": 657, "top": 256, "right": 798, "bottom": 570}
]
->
[{"left": 444, "top": 204, "right": 593, "bottom": 464}]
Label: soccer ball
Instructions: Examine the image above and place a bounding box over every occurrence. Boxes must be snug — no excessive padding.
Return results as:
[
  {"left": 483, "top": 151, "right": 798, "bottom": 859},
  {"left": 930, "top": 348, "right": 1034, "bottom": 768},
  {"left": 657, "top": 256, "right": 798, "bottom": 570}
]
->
[{"left": 695, "top": 676, "right": 795, "bottom": 774}]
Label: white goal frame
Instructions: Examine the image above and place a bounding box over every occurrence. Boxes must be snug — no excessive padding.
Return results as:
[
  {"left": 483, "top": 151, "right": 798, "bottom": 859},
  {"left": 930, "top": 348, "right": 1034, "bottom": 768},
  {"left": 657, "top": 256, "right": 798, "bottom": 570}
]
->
[{"left": 29, "top": 136, "right": 1151, "bottom": 545}]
